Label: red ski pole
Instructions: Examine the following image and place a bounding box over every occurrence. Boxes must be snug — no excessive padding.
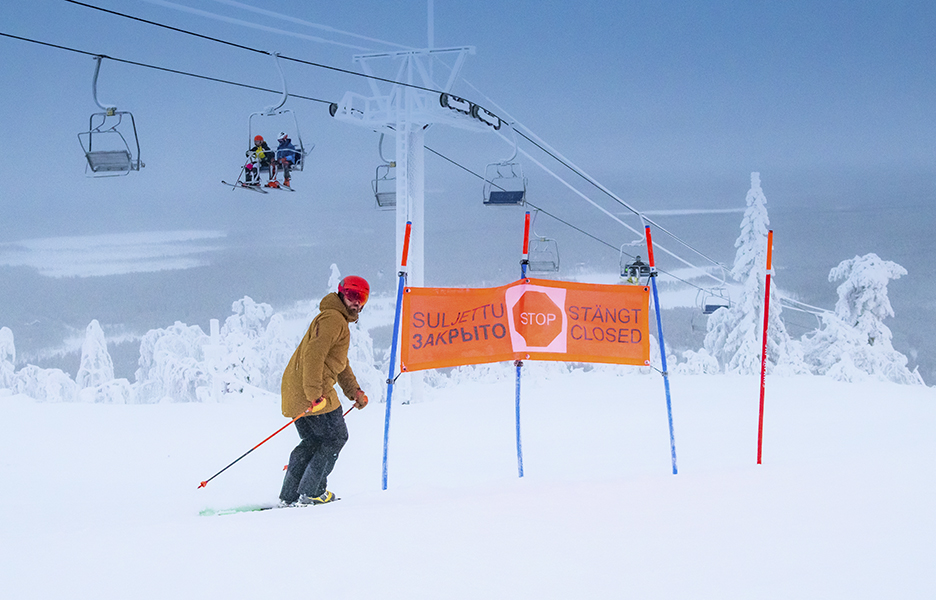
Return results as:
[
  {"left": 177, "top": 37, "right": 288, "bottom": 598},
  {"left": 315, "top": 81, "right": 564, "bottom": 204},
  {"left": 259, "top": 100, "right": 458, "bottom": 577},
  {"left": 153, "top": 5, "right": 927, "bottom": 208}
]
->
[{"left": 198, "top": 403, "right": 317, "bottom": 489}]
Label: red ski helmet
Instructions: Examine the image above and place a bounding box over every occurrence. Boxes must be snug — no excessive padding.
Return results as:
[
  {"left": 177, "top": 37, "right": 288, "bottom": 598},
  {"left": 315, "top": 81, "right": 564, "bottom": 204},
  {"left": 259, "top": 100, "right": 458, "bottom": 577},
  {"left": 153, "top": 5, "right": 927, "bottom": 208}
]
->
[
  {"left": 338, "top": 275, "right": 370, "bottom": 306},
  {"left": 254, "top": 135, "right": 264, "bottom": 143}
]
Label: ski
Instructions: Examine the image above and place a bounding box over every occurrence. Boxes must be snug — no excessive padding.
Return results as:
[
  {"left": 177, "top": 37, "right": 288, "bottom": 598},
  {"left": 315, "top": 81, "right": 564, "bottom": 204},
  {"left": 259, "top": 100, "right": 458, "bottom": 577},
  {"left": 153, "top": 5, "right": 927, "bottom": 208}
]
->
[
  {"left": 199, "top": 504, "right": 278, "bottom": 516},
  {"left": 222, "top": 180, "right": 268, "bottom": 193},
  {"left": 264, "top": 183, "right": 296, "bottom": 192},
  {"left": 200, "top": 497, "right": 340, "bottom": 516}
]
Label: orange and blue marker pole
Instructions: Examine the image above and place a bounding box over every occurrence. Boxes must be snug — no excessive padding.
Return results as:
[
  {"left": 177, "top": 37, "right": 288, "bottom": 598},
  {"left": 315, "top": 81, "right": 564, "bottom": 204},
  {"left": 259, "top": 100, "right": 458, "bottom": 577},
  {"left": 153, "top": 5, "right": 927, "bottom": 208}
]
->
[
  {"left": 513, "top": 212, "right": 532, "bottom": 477},
  {"left": 382, "top": 221, "right": 413, "bottom": 490},
  {"left": 645, "top": 225, "right": 678, "bottom": 475}
]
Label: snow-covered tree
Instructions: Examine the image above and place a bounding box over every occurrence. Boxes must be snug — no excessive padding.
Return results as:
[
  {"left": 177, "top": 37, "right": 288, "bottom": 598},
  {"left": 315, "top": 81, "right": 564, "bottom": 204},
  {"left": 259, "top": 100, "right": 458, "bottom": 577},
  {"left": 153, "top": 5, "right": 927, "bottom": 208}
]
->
[
  {"left": 347, "top": 319, "right": 387, "bottom": 403},
  {"left": 135, "top": 321, "right": 211, "bottom": 403},
  {"left": 327, "top": 263, "right": 342, "bottom": 295},
  {"left": 219, "top": 296, "right": 276, "bottom": 391},
  {"left": 13, "top": 365, "right": 78, "bottom": 402},
  {"left": 77, "top": 320, "right": 114, "bottom": 389},
  {"left": 0, "top": 326, "right": 14, "bottom": 389},
  {"left": 76, "top": 320, "right": 134, "bottom": 403},
  {"left": 704, "top": 173, "right": 806, "bottom": 375},
  {"left": 673, "top": 348, "right": 720, "bottom": 375},
  {"left": 802, "top": 253, "right": 923, "bottom": 384}
]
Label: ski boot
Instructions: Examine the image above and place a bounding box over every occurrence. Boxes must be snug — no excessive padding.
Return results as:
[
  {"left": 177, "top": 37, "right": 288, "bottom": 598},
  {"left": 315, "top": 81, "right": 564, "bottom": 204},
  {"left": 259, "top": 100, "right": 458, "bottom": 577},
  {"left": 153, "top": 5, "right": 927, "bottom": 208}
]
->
[{"left": 298, "top": 490, "right": 338, "bottom": 505}]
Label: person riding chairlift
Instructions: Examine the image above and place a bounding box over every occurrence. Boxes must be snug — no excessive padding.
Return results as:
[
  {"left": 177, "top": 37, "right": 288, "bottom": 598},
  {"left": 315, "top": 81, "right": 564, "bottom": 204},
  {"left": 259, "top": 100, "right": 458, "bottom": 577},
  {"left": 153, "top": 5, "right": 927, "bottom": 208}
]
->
[
  {"left": 623, "top": 255, "right": 649, "bottom": 284},
  {"left": 245, "top": 135, "right": 273, "bottom": 186},
  {"left": 268, "top": 132, "right": 298, "bottom": 189}
]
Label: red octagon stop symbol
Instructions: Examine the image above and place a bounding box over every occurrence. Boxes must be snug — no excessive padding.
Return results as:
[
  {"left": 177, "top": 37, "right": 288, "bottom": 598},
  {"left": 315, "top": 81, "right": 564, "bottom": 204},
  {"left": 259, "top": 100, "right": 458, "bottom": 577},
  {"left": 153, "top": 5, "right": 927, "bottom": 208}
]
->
[{"left": 512, "top": 290, "right": 563, "bottom": 347}]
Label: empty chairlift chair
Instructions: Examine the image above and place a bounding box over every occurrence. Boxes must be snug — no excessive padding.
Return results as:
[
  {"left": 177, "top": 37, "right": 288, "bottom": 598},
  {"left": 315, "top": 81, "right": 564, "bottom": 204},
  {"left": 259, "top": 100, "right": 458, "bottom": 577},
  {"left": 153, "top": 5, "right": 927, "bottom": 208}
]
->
[
  {"left": 77, "top": 56, "right": 143, "bottom": 177},
  {"left": 373, "top": 162, "right": 396, "bottom": 209},
  {"left": 482, "top": 123, "right": 527, "bottom": 206},
  {"left": 371, "top": 133, "right": 395, "bottom": 209},
  {"left": 527, "top": 237, "right": 560, "bottom": 274},
  {"left": 699, "top": 288, "right": 731, "bottom": 314},
  {"left": 483, "top": 161, "right": 527, "bottom": 206}
]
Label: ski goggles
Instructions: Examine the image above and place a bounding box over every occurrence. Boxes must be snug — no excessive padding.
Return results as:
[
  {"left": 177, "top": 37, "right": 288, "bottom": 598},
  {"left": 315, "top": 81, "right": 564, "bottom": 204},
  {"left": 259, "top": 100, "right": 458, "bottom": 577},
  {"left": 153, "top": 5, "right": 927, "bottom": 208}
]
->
[{"left": 342, "top": 288, "right": 368, "bottom": 306}]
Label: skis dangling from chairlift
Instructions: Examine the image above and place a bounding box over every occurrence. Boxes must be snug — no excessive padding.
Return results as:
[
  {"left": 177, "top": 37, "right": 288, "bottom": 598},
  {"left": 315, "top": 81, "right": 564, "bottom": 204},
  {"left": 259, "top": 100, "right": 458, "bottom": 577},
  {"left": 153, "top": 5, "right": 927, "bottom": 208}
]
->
[{"left": 222, "top": 180, "right": 268, "bottom": 193}]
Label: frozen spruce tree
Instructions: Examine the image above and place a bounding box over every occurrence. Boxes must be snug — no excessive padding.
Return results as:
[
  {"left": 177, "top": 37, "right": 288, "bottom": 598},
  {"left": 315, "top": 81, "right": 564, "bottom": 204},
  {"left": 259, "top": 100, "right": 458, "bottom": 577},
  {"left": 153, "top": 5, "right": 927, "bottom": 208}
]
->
[
  {"left": 77, "top": 320, "right": 133, "bottom": 403},
  {"left": 219, "top": 296, "right": 277, "bottom": 392},
  {"left": 704, "top": 173, "right": 806, "bottom": 375},
  {"left": 0, "top": 326, "right": 15, "bottom": 389},
  {"left": 77, "top": 320, "right": 114, "bottom": 389},
  {"left": 802, "top": 253, "right": 923, "bottom": 384},
  {"left": 135, "top": 321, "right": 211, "bottom": 403},
  {"left": 327, "top": 263, "right": 342, "bottom": 295}
]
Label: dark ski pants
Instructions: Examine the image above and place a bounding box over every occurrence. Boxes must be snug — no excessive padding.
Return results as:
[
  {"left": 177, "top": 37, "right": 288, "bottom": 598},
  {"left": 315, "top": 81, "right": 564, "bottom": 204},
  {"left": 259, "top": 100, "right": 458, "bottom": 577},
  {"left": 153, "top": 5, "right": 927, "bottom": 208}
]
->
[
  {"left": 279, "top": 409, "right": 348, "bottom": 503},
  {"left": 245, "top": 160, "right": 273, "bottom": 184}
]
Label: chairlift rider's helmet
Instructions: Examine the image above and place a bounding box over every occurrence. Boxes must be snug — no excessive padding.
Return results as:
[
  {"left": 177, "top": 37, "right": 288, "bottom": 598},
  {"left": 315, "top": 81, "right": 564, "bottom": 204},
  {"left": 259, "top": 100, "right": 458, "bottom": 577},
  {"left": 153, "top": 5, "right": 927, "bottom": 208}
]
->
[
  {"left": 254, "top": 135, "right": 264, "bottom": 143},
  {"left": 338, "top": 276, "right": 370, "bottom": 307},
  {"left": 278, "top": 132, "right": 289, "bottom": 142}
]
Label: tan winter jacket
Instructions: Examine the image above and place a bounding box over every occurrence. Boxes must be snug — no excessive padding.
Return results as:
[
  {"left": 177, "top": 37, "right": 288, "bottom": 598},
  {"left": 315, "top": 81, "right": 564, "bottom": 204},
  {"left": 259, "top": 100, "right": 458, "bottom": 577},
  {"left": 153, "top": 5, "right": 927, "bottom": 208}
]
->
[{"left": 281, "top": 293, "right": 362, "bottom": 419}]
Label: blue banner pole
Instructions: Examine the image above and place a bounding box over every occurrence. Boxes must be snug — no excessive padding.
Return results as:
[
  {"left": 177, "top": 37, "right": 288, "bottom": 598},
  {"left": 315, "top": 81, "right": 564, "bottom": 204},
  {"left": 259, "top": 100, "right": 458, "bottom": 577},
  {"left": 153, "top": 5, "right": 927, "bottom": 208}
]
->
[
  {"left": 645, "top": 225, "right": 678, "bottom": 475},
  {"left": 382, "top": 221, "right": 412, "bottom": 490},
  {"left": 515, "top": 359, "right": 524, "bottom": 478}
]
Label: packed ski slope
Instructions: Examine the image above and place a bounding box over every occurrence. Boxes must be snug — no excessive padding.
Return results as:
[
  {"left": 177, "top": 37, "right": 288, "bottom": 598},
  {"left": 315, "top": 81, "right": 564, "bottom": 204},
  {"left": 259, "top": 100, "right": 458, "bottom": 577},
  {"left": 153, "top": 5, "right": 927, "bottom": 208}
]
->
[{"left": 2, "top": 367, "right": 934, "bottom": 599}]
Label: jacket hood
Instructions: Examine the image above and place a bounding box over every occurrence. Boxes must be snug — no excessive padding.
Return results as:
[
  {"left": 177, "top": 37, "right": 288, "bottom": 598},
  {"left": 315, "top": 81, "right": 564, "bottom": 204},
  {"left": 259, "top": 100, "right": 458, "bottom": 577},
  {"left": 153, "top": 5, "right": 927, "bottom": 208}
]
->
[{"left": 320, "top": 292, "right": 359, "bottom": 323}]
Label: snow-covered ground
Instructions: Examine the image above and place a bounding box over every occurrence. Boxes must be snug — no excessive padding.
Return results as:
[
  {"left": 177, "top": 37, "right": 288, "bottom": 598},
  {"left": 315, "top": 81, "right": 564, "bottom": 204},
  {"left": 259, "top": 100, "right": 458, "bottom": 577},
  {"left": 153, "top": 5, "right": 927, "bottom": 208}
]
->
[{"left": 2, "top": 369, "right": 934, "bottom": 599}]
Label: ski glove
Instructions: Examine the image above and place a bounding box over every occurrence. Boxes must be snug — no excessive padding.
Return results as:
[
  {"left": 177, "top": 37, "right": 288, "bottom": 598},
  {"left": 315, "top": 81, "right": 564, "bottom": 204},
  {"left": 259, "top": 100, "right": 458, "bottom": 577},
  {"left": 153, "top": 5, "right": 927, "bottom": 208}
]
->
[
  {"left": 310, "top": 395, "right": 328, "bottom": 413},
  {"left": 353, "top": 389, "right": 368, "bottom": 410}
]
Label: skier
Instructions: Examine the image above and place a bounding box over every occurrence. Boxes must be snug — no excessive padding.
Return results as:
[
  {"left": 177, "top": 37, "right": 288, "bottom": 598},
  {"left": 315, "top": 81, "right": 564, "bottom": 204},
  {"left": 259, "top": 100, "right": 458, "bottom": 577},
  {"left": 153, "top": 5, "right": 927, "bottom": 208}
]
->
[
  {"left": 244, "top": 135, "right": 273, "bottom": 186},
  {"left": 269, "top": 131, "right": 298, "bottom": 189},
  {"left": 278, "top": 276, "right": 371, "bottom": 506}
]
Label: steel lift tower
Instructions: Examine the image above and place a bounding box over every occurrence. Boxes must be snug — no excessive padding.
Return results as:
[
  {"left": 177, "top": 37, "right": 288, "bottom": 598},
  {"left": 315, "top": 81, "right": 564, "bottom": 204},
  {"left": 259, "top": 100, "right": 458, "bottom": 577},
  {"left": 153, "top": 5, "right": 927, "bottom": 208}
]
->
[{"left": 330, "top": 45, "right": 496, "bottom": 288}]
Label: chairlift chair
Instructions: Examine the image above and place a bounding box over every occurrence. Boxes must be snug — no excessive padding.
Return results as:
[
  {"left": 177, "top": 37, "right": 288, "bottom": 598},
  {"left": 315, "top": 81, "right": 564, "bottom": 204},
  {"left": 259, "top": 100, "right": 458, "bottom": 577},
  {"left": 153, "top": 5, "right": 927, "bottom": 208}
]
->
[
  {"left": 247, "top": 53, "right": 312, "bottom": 173},
  {"left": 248, "top": 110, "right": 309, "bottom": 172},
  {"left": 483, "top": 161, "right": 527, "bottom": 206},
  {"left": 482, "top": 123, "right": 526, "bottom": 206},
  {"left": 373, "top": 162, "right": 396, "bottom": 209},
  {"left": 620, "top": 251, "right": 651, "bottom": 284},
  {"left": 698, "top": 288, "right": 731, "bottom": 314},
  {"left": 371, "top": 133, "right": 396, "bottom": 209},
  {"left": 78, "top": 57, "right": 143, "bottom": 177},
  {"left": 527, "top": 237, "right": 560, "bottom": 273}
]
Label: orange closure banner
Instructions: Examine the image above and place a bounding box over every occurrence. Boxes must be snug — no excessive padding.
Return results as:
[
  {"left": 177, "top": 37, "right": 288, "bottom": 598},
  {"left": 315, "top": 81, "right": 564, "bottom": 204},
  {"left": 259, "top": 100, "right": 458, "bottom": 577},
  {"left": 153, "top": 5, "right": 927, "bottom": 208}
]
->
[{"left": 400, "top": 278, "right": 650, "bottom": 372}]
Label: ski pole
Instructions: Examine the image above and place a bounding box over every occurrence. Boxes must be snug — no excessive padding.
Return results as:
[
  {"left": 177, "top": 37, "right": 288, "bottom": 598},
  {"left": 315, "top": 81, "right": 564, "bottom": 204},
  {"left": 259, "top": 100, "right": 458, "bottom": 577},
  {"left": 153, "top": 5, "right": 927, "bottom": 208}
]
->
[{"left": 197, "top": 404, "right": 315, "bottom": 489}]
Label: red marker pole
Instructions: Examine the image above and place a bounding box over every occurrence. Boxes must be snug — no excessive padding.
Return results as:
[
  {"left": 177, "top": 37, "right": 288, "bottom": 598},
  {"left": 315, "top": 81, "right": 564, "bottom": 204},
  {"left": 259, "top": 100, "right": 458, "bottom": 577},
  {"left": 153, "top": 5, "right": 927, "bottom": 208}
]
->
[
  {"left": 756, "top": 230, "right": 774, "bottom": 465},
  {"left": 521, "top": 211, "right": 531, "bottom": 276}
]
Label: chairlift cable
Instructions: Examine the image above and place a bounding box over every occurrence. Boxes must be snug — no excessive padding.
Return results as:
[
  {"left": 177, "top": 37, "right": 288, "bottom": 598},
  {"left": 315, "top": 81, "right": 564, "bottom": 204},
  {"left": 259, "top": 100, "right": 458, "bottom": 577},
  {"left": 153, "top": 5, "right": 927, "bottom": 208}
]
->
[
  {"left": 52, "top": 4, "right": 750, "bottom": 301},
  {"left": 165, "top": 0, "right": 416, "bottom": 51},
  {"left": 459, "top": 75, "right": 731, "bottom": 276},
  {"left": 3, "top": 29, "right": 737, "bottom": 305},
  {"left": 424, "top": 144, "right": 732, "bottom": 299},
  {"left": 0, "top": 31, "right": 332, "bottom": 105},
  {"left": 64, "top": 1, "right": 444, "bottom": 95},
  {"left": 3, "top": 26, "right": 805, "bottom": 314}
]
